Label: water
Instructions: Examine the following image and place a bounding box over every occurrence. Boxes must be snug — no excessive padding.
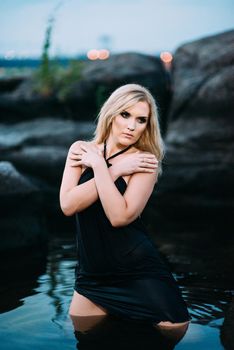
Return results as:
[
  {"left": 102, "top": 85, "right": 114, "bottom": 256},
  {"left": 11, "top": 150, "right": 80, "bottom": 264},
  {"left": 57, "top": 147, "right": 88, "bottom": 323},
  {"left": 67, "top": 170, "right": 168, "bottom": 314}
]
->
[{"left": 0, "top": 235, "right": 232, "bottom": 350}]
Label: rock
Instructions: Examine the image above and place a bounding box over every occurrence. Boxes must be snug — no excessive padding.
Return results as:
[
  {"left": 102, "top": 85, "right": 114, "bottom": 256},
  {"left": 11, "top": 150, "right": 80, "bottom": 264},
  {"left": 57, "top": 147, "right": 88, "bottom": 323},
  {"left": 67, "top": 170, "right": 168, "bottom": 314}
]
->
[
  {"left": 221, "top": 298, "right": 234, "bottom": 350},
  {"left": 0, "top": 118, "right": 95, "bottom": 227},
  {"left": 0, "top": 53, "right": 170, "bottom": 134},
  {"left": 168, "top": 29, "right": 234, "bottom": 124},
  {"left": 151, "top": 30, "right": 234, "bottom": 232},
  {"left": 0, "top": 161, "right": 47, "bottom": 251},
  {"left": 0, "top": 117, "right": 95, "bottom": 151},
  {"left": 0, "top": 76, "right": 25, "bottom": 93},
  {"left": 0, "top": 86, "right": 62, "bottom": 122},
  {"left": 64, "top": 52, "right": 170, "bottom": 134},
  {"left": 0, "top": 117, "right": 95, "bottom": 185}
]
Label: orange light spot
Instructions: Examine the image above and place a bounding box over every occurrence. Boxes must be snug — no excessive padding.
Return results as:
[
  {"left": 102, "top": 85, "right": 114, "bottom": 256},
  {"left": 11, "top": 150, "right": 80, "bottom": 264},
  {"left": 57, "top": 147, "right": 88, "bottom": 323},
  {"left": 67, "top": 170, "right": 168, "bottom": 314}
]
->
[
  {"left": 87, "top": 49, "right": 99, "bottom": 60},
  {"left": 160, "top": 51, "right": 173, "bottom": 63},
  {"left": 99, "top": 49, "right": 110, "bottom": 60}
]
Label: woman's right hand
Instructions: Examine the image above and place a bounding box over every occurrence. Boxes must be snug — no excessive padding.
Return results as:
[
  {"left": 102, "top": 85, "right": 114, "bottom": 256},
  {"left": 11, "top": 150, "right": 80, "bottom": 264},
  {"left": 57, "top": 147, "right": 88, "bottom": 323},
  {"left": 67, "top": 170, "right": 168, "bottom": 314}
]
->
[{"left": 112, "top": 151, "right": 158, "bottom": 177}]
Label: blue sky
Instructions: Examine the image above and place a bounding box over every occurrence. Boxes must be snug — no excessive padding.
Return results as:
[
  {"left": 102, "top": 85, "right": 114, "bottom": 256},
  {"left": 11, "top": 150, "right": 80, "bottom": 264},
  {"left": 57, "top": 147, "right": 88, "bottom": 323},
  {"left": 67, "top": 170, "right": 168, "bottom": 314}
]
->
[{"left": 1, "top": 0, "right": 233, "bottom": 57}]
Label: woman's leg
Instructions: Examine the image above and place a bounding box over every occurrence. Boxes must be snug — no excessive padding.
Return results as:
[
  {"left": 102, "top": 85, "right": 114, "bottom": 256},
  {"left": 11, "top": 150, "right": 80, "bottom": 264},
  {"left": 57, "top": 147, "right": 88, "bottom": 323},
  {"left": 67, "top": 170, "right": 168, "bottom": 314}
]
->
[
  {"left": 154, "top": 320, "right": 190, "bottom": 343},
  {"left": 69, "top": 290, "right": 108, "bottom": 316},
  {"left": 69, "top": 290, "right": 108, "bottom": 332}
]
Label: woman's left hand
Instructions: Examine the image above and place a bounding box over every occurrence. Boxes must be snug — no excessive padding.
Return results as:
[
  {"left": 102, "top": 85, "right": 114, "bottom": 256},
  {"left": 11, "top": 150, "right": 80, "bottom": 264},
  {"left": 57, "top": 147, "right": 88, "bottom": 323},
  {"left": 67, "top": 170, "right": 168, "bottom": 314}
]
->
[{"left": 70, "top": 142, "right": 104, "bottom": 168}]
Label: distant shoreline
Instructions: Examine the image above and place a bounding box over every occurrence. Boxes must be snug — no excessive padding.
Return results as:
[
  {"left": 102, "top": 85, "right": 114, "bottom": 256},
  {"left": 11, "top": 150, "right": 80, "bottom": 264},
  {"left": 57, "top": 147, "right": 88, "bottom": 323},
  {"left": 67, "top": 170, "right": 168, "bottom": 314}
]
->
[{"left": 0, "top": 57, "right": 87, "bottom": 69}]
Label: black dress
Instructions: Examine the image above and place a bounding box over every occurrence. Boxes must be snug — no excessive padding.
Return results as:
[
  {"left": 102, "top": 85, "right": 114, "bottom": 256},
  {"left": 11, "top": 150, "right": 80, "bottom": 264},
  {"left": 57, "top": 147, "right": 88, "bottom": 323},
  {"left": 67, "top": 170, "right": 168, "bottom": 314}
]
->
[{"left": 74, "top": 140, "right": 191, "bottom": 325}]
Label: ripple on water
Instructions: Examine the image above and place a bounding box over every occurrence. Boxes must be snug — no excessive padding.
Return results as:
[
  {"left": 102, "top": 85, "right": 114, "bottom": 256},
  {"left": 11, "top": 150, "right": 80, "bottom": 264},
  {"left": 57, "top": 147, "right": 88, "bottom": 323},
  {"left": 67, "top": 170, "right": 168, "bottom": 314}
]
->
[{"left": 0, "top": 237, "right": 232, "bottom": 350}]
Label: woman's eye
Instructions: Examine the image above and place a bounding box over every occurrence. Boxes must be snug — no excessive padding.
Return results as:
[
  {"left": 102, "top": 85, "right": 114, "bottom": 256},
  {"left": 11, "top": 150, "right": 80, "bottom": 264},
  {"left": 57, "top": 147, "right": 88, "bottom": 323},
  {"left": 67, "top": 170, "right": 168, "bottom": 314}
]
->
[
  {"left": 120, "top": 111, "right": 129, "bottom": 118},
  {"left": 138, "top": 118, "right": 147, "bottom": 124}
]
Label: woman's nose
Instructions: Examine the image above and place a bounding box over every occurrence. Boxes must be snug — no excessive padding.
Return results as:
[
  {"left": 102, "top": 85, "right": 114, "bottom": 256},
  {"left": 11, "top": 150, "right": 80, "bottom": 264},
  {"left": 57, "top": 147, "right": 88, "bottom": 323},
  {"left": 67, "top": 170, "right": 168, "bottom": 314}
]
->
[{"left": 128, "top": 121, "right": 136, "bottom": 131}]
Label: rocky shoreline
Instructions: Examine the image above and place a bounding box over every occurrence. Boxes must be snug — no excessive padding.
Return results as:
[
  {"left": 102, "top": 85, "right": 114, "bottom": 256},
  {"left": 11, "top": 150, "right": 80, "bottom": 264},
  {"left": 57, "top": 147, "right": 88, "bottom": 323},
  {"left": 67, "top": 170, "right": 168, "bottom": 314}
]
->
[{"left": 0, "top": 29, "right": 233, "bottom": 252}]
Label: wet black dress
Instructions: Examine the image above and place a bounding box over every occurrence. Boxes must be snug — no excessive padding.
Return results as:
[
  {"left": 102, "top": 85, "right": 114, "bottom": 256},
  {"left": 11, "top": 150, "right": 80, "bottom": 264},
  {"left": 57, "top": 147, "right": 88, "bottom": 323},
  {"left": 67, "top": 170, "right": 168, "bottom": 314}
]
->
[{"left": 74, "top": 140, "right": 191, "bottom": 325}]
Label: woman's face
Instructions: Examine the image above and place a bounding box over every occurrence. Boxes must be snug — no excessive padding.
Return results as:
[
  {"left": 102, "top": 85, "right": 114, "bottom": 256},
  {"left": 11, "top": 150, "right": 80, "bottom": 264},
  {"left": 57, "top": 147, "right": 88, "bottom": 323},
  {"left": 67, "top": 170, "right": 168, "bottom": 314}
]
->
[{"left": 110, "top": 101, "right": 150, "bottom": 146}]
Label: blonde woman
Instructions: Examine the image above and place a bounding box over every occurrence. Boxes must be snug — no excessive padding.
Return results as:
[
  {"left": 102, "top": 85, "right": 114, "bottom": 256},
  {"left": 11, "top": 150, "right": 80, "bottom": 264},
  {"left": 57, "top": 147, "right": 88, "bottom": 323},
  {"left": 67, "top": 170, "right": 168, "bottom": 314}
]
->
[{"left": 60, "top": 84, "right": 191, "bottom": 341}]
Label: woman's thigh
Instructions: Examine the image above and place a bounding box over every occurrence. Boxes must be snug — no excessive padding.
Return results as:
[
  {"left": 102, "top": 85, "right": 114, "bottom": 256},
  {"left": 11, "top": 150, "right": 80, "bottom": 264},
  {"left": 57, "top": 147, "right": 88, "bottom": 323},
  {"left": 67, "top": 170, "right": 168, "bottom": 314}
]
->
[{"left": 69, "top": 290, "right": 108, "bottom": 316}]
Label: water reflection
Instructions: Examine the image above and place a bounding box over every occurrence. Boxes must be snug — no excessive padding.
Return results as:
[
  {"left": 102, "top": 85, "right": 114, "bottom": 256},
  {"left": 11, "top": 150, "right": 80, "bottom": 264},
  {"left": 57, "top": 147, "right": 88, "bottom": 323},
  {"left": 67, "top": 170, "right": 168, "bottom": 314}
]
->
[
  {"left": 71, "top": 314, "right": 180, "bottom": 349},
  {"left": 0, "top": 236, "right": 233, "bottom": 350},
  {"left": 0, "top": 246, "right": 47, "bottom": 313}
]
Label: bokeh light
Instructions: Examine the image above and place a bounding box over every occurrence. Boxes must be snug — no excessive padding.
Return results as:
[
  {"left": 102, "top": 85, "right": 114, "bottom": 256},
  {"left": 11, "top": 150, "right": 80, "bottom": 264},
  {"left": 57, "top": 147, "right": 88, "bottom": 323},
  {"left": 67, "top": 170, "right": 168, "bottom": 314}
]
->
[
  {"left": 87, "top": 49, "right": 110, "bottom": 60},
  {"left": 160, "top": 51, "right": 173, "bottom": 63},
  {"left": 99, "top": 49, "right": 110, "bottom": 60},
  {"left": 87, "top": 49, "right": 99, "bottom": 60}
]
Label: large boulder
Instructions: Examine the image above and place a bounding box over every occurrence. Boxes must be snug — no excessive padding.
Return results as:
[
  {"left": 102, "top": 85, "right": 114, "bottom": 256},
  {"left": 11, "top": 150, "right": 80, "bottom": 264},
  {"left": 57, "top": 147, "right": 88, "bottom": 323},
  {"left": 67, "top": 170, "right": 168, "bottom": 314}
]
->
[
  {"left": 150, "top": 29, "right": 234, "bottom": 232},
  {"left": 0, "top": 53, "right": 170, "bottom": 134},
  {"left": 221, "top": 298, "right": 234, "bottom": 350},
  {"left": 0, "top": 161, "right": 47, "bottom": 251},
  {"left": 168, "top": 29, "right": 234, "bottom": 124},
  {"left": 0, "top": 117, "right": 94, "bottom": 151},
  {"left": 0, "top": 117, "right": 94, "bottom": 238},
  {"left": 0, "top": 117, "right": 94, "bottom": 182},
  {"left": 66, "top": 52, "right": 170, "bottom": 130},
  {"left": 0, "top": 118, "right": 95, "bottom": 232}
]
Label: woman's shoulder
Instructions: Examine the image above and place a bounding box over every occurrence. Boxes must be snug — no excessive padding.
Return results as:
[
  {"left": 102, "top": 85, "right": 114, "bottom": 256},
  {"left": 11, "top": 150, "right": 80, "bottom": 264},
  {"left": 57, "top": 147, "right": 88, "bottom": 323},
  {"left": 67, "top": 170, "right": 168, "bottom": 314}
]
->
[
  {"left": 129, "top": 145, "right": 155, "bottom": 156},
  {"left": 126, "top": 145, "right": 142, "bottom": 156},
  {"left": 69, "top": 139, "right": 91, "bottom": 150}
]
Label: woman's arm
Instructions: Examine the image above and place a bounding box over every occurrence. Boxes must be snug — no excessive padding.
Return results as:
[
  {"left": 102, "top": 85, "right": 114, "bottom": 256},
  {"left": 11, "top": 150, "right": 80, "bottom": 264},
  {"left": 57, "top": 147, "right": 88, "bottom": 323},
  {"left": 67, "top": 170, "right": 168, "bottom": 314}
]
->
[
  {"left": 92, "top": 158, "right": 158, "bottom": 227},
  {"left": 60, "top": 141, "right": 158, "bottom": 217},
  {"left": 59, "top": 141, "right": 120, "bottom": 216},
  {"left": 76, "top": 142, "right": 159, "bottom": 227}
]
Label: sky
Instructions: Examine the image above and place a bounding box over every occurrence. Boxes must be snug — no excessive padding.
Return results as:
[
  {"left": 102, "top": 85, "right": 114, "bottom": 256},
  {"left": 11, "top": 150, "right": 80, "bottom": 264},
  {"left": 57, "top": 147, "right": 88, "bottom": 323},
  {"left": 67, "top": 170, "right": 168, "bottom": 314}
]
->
[{"left": 1, "top": 0, "right": 234, "bottom": 58}]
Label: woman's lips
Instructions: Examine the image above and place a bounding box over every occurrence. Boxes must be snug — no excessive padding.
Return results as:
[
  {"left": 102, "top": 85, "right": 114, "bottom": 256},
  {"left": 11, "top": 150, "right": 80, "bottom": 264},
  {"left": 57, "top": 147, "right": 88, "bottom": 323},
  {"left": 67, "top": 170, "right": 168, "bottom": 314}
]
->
[{"left": 123, "top": 133, "right": 133, "bottom": 138}]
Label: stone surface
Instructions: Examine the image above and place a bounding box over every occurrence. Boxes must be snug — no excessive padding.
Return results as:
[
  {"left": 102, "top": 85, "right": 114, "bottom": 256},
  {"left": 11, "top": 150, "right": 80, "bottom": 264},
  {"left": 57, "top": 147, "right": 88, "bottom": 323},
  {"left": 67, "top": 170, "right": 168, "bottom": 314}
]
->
[
  {"left": 150, "top": 30, "right": 234, "bottom": 232},
  {"left": 0, "top": 118, "right": 95, "bottom": 241},
  {"left": 0, "top": 52, "right": 170, "bottom": 134},
  {"left": 167, "top": 29, "right": 234, "bottom": 124},
  {"left": 0, "top": 161, "right": 47, "bottom": 251},
  {"left": 0, "top": 117, "right": 94, "bottom": 151},
  {"left": 221, "top": 298, "right": 234, "bottom": 350}
]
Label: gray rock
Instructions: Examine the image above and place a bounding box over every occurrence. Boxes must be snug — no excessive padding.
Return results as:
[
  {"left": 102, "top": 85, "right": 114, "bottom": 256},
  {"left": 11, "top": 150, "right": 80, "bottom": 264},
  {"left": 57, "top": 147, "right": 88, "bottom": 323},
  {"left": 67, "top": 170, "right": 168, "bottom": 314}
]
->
[
  {"left": 168, "top": 29, "right": 234, "bottom": 124},
  {"left": 0, "top": 117, "right": 95, "bottom": 151},
  {"left": 0, "top": 162, "right": 47, "bottom": 251},
  {"left": 0, "top": 53, "right": 170, "bottom": 133},
  {"left": 0, "top": 118, "right": 95, "bottom": 244},
  {"left": 66, "top": 52, "right": 170, "bottom": 132},
  {"left": 221, "top": 298, "right": 234, "bottom": 350},
  {"left": 0, "top": 76, "right": 25, "bottom": 93},
  {"left": 152, "top": 30, "right": 234, "bottom": 232},
  {"left": 0, "top": 118, "right": 95, "bottom": 216}
]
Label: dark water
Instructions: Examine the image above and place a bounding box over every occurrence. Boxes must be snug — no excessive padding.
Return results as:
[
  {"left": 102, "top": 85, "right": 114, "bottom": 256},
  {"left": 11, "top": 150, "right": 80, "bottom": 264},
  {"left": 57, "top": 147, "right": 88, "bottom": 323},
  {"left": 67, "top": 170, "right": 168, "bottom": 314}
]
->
[{"left": 0, "top": 234, "right": 232, "bottom": 350}]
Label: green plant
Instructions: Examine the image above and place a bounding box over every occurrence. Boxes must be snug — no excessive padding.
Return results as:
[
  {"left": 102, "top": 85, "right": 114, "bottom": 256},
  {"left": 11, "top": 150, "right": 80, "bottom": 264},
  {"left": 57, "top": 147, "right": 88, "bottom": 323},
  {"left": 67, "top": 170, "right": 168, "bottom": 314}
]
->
[
  {"left": 56, "top": 60, "right": 85, "bottom": 101},
  {"left": 32, "top": 8, "right": 57, "bottom": 96},
  {"left": 31, "top": 1, "right": 86, "bottom": 100}
]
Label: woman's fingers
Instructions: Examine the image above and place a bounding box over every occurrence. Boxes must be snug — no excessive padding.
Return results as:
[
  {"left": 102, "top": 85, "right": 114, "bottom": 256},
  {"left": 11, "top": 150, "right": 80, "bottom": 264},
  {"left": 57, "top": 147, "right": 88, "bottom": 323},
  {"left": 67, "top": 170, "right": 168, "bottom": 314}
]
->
[
  {"left": 69, "top": 153, "right": 82, "bottom": 161},
  {"left": 138, "top": 153, "right": 158, "bottom": 163},
  {"left": 136, "top": 166, "right": 156, "bottom": 173},
  {"left": 70, "top": 161, "right": 83, "bottom": 167},
  {"left": 80, "top": 144, "right": 87, "bottom": 151},
  {"left": 140, "top": 163, "right": 158, "bottom": 169},
  {"left": 70, "top": 154, "right": 81, "bottom": 160},
  {"left": 139, "top": 156, "right": 158, "bottom": 168}
]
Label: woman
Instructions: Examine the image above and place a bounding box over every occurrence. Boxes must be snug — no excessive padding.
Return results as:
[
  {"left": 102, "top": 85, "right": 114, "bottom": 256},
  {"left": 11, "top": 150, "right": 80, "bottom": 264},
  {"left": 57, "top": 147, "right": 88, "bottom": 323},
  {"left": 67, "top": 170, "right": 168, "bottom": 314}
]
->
[{"left": 60, "top": 84, "right": 191, "bottom": 341}]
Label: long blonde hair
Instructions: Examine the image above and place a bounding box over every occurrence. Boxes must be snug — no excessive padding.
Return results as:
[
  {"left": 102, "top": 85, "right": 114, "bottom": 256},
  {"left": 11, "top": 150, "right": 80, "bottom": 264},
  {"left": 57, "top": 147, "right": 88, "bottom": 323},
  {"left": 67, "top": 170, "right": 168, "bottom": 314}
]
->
[{"left": 91, "top": 83, "right": 165, "bottom": 176}]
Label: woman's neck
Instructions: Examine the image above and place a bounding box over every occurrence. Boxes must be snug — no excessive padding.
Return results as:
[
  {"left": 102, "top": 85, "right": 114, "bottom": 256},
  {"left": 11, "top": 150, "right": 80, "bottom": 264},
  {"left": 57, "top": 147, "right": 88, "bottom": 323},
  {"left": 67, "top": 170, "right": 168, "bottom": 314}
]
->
[{"left": 104, "top": 137, "right": 127, "bottom": 159}]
